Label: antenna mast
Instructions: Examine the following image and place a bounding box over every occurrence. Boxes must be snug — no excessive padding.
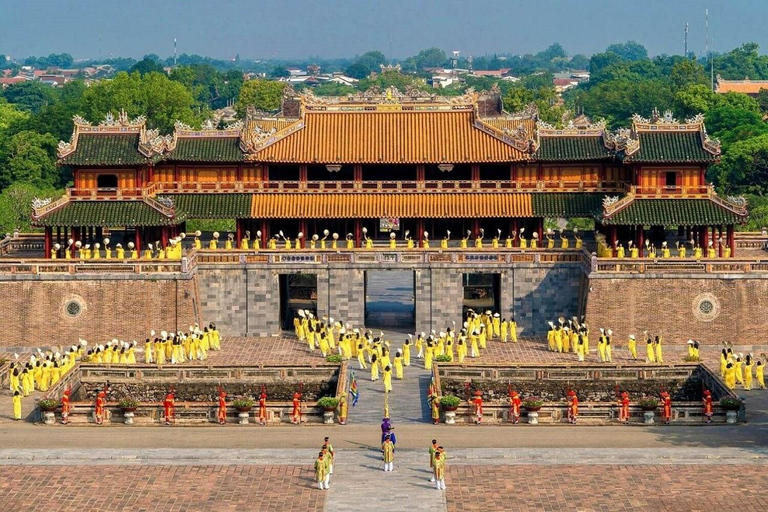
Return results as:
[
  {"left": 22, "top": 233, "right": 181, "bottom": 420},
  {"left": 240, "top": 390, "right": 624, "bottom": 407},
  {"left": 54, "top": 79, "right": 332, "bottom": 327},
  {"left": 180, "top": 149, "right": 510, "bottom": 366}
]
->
[
  {"left": 706, "top": 8, "right": 713, "bottom": 90},
  {"left": 174, "top": 38, "right": 178, "bottom": 67},
  {"left": 684, "top": 22, "right": 688, "bottom": 57}
]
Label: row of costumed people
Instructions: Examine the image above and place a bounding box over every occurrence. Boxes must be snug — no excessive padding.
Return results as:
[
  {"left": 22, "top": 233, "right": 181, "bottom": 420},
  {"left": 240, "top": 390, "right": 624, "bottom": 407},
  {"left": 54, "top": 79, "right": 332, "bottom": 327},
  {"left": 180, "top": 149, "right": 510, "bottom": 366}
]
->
[
  {"left": 720, "top": 348, "right": 766, "bottom": 390},
  {"left": 200, "top": 227, "right": 584, "bottom": 250},
  {"left": 51, "top": 236, "right": 185, "bottom": 260},
  {"left": 599, "top": 239, "right": 733, "bottom": 259}
]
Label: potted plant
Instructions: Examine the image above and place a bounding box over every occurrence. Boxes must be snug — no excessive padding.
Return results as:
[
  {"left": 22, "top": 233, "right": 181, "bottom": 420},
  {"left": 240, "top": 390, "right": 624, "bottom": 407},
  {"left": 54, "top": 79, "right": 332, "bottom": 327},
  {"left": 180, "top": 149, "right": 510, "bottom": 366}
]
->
[
  {"left": 440, "top": 395, "right": 461, "bottom": 411},
  {"left": 637, "top": 398, "right": 658, "bottom": 411},
  {"left": 232, "top": 398, "right": 254, "bottom": 413},
  {"left": 118, "top": 398, "right": 140, "bottom": 413},
  {"left": 522, "top": 397, "right": 543, "bottom": 412},
  {"left": 317, "top": 396, "right": 339, "bottom": 412},
  {"left": 434, "top": 355, "right": 452, "bottom": 363},
  {"left": 719, "top": 397, "right": 742, "bottom": 411},
  {"left": 325, "top": 354, "right": 343, "bottom": 363},
  {"left": 38, "top": 399, "right": 60, "bottom": 412}
]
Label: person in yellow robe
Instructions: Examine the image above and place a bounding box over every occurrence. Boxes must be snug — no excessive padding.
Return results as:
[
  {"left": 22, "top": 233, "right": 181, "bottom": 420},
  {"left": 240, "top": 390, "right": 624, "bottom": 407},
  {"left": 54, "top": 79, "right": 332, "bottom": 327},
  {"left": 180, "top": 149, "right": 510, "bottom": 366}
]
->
[
  {"left": 500, "top": 318, "right": 508, "bottom": 343},
  {"left": 744, "top": 354, "right": 754, "bottom": 390},
  {"left": 370, "top": 354, "right": 379, "bottom": 381},
  {"left": 314, "top": 451, "right": 327, "bottom": 490},
  {"left": 654, "top": 335, "right": 664, "bottom": 363},
  {"left": 720, "top": 349, "right": 728, "bottom": 377},
  {"left": 12, "top": 390, "right": 22, "bottom": 420},
  {"left": 209, "top": 232, "right": 219, "bottom": 250},
  {"left": 394, "top": 350, "right": 404, "bottom": 379},
  {"left": 492, "top": 313, "right": 501, "bottom": 339},
  {"left": 724, "top": 361, "right": 736, "bottom": 389},
  {"left": 128, "top": 242, "right": 138, "bottom": 259},
  {"left": 646, "top": 337, "right": 656, "bottom": 363},
  {"left": 433, "top": 451, "right": 446, "bottom": 490},
  {"left": 383, "top": 365, "right": 393, "bottom": 393},
  {"left": 547, "top": 323, "right": 556, "bottom": 351},
  {"left": 460, "top": 230, "right": 470, "bottom": 249},
  {"left": 755, "top": 359, "right": 765, "bottom": 389},
  {"left": 734, "top": 355, "right": 744, "bottom": 386},
  {"left": 424, "top": 341, "right": 434, "bottom": 370},
  {"left": 402, "top": 338, "right": 411, "bottom": 366},
  {"left": 390, "top": 232, "right": 397, "bottom": 249},
  {"left": 441, "top": 231, "right": 450, "bottom": 249},
  {"left": 422, "top": 231, "right": 430, "bottom": 249},
  {"left": 628, "top": 335, "right": 637, "bottom": 360}
]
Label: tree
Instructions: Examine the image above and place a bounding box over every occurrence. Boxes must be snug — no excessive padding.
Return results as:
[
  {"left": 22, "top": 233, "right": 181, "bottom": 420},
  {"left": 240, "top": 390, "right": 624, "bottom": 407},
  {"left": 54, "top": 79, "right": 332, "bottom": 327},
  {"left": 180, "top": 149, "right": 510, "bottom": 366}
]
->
[
  {"left": 235, "top": 79, "right": 286, "bottom": 116},
  {"left": 345, "top": 50, "right": 387, "bottom": 79},
  {"left": 605, "top": 41, "right": 648, "bottom": 61},
  {"left": 0, "top": 182, "right": 62, "bottom": 233},
  {"left": 80, "top": 71, "right": 202, "bottom": 132},
  {"left": 129, "top": 58, "right": 166, "bottom": 76},
  {"left": 1, "top": 81, "right": 57, "bottom": 113},
  {"left": 410, "top": 47, "right": 447, "bottom": 70},
  {"left": 667, "top": 59, "right": 708, "bottom": 91},
  {"left": 711, "top": 133, "right": 768, "bottom": 194},
  {"left": 0, "top": 130, "right": 60, "bottom": 189},
  {"left": 344, "top": 62, "right": 370, "bottom": 79},
  {"left": 270, "top": 66, "right": 290, "bottom": 79},
  {"left": 0, "top": 99, "right": 29, "bottom": 132}
]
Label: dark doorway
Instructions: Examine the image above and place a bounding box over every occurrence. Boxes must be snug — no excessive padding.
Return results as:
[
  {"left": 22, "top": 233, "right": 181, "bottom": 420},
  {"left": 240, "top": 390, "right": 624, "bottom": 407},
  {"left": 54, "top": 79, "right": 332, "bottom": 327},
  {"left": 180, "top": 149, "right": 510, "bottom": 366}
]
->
[
  {"left": 279, "top": 273, "right": 318, "bottom": 330},
  {"left": 665, "top": 172, "right": 678, "bottom": 188},
  {"left": 97, "top": 174, "right": 118, "bottom": 189},
  {"left": 364, "top": 271, "right": 415, "bottom": 331},
  {"left": 462, "top": 273, "right": 500, "bottom": 318}
]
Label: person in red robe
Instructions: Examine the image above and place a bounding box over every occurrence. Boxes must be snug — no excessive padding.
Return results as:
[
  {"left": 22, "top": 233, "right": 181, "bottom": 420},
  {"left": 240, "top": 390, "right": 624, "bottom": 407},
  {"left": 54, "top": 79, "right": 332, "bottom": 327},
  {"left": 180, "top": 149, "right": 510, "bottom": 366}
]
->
[
  {"left": 217, "top": 389, "right": 227, "bottom": 425},
  {"left": 163, "top": 392, "right": 175, "bottom": 425},
  {"left": 94, "top": 390, "right": 106, "bottom": 425},
  {"left": 619, "top": 391, "right": 630, "bottom": 424},
  {"left": 660, "top": 391, "right": 672, "bottom": 424},
  {"left": 567, "top": 390, "right": 579, "bottom": 424},
  {"left": 61, "top": 388, "right": 71, "bottom": 425},
  {"left": 472, "top": 390, "right": 483, "bottom": 424},
  {"left": 258, "top": 392, "right": 268, "bottom": 426},
  {"left": 509, "top": 390, "right": 521, "bottom": 424},
  {"left": 702, "top": 389, "right": 713, "bottom": 424},
  {"left": 292, "top": 392, "right": 301, "bottom": 425}
]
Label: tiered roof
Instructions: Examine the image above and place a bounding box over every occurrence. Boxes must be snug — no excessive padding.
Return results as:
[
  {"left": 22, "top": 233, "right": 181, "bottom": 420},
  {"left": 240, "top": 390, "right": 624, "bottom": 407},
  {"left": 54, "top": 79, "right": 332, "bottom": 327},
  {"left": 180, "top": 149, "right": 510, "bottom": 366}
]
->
[{"left": 57, "top": 93, "right": 721, "bottom": 167}]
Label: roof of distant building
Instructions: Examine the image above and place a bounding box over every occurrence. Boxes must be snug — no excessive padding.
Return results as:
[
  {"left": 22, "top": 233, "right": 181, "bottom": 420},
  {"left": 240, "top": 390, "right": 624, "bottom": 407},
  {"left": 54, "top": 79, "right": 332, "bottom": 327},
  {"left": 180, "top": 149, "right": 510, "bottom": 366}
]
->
[{"left": 715, "top": 76, "right": 768, "bottom": 94}]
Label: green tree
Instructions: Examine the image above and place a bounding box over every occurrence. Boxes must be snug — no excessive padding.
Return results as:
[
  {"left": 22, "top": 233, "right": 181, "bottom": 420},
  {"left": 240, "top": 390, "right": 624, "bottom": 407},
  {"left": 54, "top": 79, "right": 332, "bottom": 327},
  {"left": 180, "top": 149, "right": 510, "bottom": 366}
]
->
[
  {"left": 711, "top": 133, "right": 768, "bottom": 194},
  {"left": 0, "top": 130, "right": 60, "bottom": 189},
  {"left": 130, "top": 57, "right": 166, "bottom": 76},
  {"left": 669, "top": 59, "right": 708, "bottom": 90},
  {"left": 2, "top": 81, "right": 57, "bottom": 113},
  {"left": 80, "top": 71, "right": 202, "bottom": 132},
  {"left": 0, "top": 182, "right": 62, "bottom": 233},
  {"left": 605, "top": 41, "right": 648, "bottom": 61},
  {"left": 0, "top": 99, "right": 29, "bottom": 132},
  {"left": 235, "top": 79, "right": 286, "bottom": 116},
  {"left": 270, "top": 65, "right": 290, "bottom": 78},
  {"left": 409, "top": 47, "right": 447, "bottom": 70}
]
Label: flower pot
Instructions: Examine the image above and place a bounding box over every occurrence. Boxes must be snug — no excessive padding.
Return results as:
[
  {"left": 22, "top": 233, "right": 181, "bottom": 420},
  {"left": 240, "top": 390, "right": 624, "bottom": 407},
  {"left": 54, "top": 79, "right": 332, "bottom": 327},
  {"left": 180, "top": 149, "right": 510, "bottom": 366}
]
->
[
  {"left": 524, "top": 406, "right": 542, "bottom": 412},
  {"left": 40, "top": 406, "right": 58, "bottom": 413},
  {"left": 442, "top": 405, "right": 459, "bottom": 412},
  {"left": 235, "top": 406, "right": 252, "bottom": 413},
  {"left": 121, "top": 407, "right": 138, "bottom": 413},
  {"left": 322, "top": 407, "right": 336, "bottom": 413},
  {"left": 641, "top": 406, "right": 658, "bottom": 412}
]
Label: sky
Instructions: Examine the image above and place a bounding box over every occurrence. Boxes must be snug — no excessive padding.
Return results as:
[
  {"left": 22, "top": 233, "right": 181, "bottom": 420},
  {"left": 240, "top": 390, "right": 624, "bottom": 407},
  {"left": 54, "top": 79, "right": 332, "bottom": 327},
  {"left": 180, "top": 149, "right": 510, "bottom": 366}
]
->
[{"left": 1, "top": 0, "right": 767, "bottom": 61}]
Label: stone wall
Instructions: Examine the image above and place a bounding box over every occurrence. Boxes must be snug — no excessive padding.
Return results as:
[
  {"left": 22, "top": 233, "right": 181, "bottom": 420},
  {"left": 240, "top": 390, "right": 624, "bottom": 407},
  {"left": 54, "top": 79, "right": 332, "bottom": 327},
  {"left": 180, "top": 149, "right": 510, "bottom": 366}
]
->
[
  {"left": 0, "top": 275, "right": 199, "bottom": 348},
  {"left": 585, "top": 273, "right": 768, "bottom": 345},
  {"left": 196, "top": 261, "right": 586, "bottom": 338}
]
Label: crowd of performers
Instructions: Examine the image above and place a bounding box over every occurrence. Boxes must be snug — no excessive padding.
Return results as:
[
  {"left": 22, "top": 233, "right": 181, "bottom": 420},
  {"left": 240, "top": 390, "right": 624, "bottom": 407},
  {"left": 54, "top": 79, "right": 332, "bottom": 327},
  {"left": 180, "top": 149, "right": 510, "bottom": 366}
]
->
[
  {"left": 720, "top": 349, "right": 766, "bottom": 390},
  {"left": 78, "top": 324, "right": 222, "bottom": 366},
  {"left": 545, "top": 317, "right": 672, "bottom": 363},
  {"left": 598, "top": 237, "right": 733, "bottom": 259},
  {"left": 9, "top": 344, "right": 86, "bottom": 420}
]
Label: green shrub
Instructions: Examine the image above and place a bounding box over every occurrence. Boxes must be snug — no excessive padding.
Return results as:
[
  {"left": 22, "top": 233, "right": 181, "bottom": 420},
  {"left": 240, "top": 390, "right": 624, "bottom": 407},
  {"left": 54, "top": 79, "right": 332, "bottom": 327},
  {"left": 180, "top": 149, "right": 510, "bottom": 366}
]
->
[
  {"left": 118, "top": 398, "right": 140, "bottom": 409},
  {"left": 637, "top": 397, "right": 659, "bottom": 409},
  {"left": 232, "top": 398, "right": 254, "bottom": 408},
  {"left": 434, "top": 354, "right": 452, "bottom": 363},
  {"left": 317, "top": 397, "right": 339, "bottom": 409},
  {"left": 522, "top": 397, "right": 544, "bottom": 409},
  {"left": 719, "top": 397, "right": 743, "bottom": 410},
  {"left": 325, "top": 354, "right": 343, "bottom": 363},
  {"left": 37, "top": 398, "right": 59, "bottom": 410},
  {"left": 439, "top": 395, "right": 461, "bottom": 408}
]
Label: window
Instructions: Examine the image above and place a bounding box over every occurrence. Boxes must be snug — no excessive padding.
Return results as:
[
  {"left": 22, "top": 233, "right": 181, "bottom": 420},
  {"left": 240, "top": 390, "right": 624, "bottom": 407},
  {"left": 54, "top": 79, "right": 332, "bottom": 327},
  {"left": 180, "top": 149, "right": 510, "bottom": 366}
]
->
[
  {"left": 665, "top": 172, "right": 678, "bottom": 188},
  {"left": 96, "top": 174, "right": 118, "bottom": 189}
]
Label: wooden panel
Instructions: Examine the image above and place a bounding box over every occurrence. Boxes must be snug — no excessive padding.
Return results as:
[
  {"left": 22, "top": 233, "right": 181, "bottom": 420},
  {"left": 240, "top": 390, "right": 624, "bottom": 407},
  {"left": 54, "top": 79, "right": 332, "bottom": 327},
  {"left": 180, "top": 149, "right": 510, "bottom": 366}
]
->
[
  {"left": 153, "top": 166, "right": 174, "bottom": 183},
  {"left": 77, "top": 170, "right": 136, "bottom": 190}
]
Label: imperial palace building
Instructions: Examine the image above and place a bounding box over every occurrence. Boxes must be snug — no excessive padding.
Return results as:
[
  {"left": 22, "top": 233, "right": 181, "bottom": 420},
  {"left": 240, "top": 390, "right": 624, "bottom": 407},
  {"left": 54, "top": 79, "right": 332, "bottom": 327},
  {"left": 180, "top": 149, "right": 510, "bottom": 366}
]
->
[{"left": 21, "top": 86, "right": 757, "bottom": 342}]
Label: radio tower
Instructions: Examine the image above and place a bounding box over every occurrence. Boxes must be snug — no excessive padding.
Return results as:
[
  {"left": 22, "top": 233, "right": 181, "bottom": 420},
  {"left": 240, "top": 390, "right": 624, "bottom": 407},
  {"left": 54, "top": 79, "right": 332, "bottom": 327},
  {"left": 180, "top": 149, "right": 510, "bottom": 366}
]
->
[
  {"left": 174, "top": 38, "right": 178, "bottom": 66},
  {"left": 684, "top": 22, "right": 688, "bottom": 57},
  {"left": 705, "top": 8, "right": 713, "bottom": 90}
]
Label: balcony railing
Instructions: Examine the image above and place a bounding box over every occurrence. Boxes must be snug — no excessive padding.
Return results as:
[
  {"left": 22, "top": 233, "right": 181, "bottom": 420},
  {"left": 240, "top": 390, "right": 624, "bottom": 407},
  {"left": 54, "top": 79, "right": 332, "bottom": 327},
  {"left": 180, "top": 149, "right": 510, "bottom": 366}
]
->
[
  {"left": 628, "top": 184, "right": 713, "bottom": 197},
  {"left": 65, "top": 180, "right": 630, "bottom": 198}
]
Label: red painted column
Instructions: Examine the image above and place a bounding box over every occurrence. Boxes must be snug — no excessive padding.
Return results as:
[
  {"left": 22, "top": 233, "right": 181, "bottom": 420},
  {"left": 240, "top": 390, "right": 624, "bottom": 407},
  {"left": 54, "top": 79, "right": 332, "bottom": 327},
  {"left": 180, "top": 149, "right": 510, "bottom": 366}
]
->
[
  {"left": 354, "top": 219, "right": 362, "bottom": 247},
  {"left": 472, "top": 219, "right": 481, "bottom": 240},
  {"left": 471, "top": 164, "right": 480, "bottom": 188},
  {"left": 610, "top": 226, "right": 617, "bottom": 254},
  {"left": 236, "top": 219, "right": 243, "bottom": 248},
  {"left": 298, "top": 219, "right": 308, "bottom": 248},
  {"left": 261, "top": 219, "right": 269, "bottom": 248},
  {"left": 134, "top": 228, "right": 142, "bottom": 254},
  {"left": 537, "top": 218, "right": 544, "bottom": 246},
  {"left": 727, "top": 225, "right": 735, "bottom": 257},
  {"left": 701, "top": 225, "right": 709, "bottom": 252},
  {"left": 718, "top": 226, "right": 723, "bottom": 257},
  {"left": 511, "top": 219, "right": 518, "bottom": 247},
  {"left": 44, "top": 227, "right": 52, "bottom": 258},
  {"left": 161, "top": 227, "right": 169, "bottom": 248},
  {"left": 636, "top": 226, "right": 644, "bottom": 255},
  {"left": 417, "top": 219, "right": 425, "bottom": 244}
]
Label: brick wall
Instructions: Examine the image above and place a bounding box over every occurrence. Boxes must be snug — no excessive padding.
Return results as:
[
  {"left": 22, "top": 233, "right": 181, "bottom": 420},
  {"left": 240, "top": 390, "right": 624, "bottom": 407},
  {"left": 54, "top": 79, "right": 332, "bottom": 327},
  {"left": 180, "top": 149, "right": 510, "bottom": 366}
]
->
[
  {"left": 585, "top": 274, "right": 768, "bottom": 345},
  {"left": 0, "top": 276, "right": 198, "bottom": 349}
]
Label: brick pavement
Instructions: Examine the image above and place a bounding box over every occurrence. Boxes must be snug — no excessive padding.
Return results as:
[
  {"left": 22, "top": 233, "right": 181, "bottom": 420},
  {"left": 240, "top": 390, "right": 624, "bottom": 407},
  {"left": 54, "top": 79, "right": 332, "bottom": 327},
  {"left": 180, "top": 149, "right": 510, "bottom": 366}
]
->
[
  {"left": 0, "top": 464, "right": 325, "bottom": 512},
  {"left": 445, "top": 465, "right": 768, "bottom": 511}
]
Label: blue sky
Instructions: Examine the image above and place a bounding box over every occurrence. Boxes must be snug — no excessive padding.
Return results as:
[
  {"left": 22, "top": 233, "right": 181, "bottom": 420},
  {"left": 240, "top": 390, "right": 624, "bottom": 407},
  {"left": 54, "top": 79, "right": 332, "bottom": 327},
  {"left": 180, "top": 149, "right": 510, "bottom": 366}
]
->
[{"left": 1, "top": 0, "right": 765, "bottom": 60}]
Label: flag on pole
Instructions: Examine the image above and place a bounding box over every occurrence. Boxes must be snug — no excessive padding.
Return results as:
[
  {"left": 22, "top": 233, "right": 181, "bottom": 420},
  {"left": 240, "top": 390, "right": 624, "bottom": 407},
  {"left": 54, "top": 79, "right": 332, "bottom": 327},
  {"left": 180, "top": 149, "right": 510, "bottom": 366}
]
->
[{"left": 349, "top": 371, "right": 359, "bottom": 406}]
